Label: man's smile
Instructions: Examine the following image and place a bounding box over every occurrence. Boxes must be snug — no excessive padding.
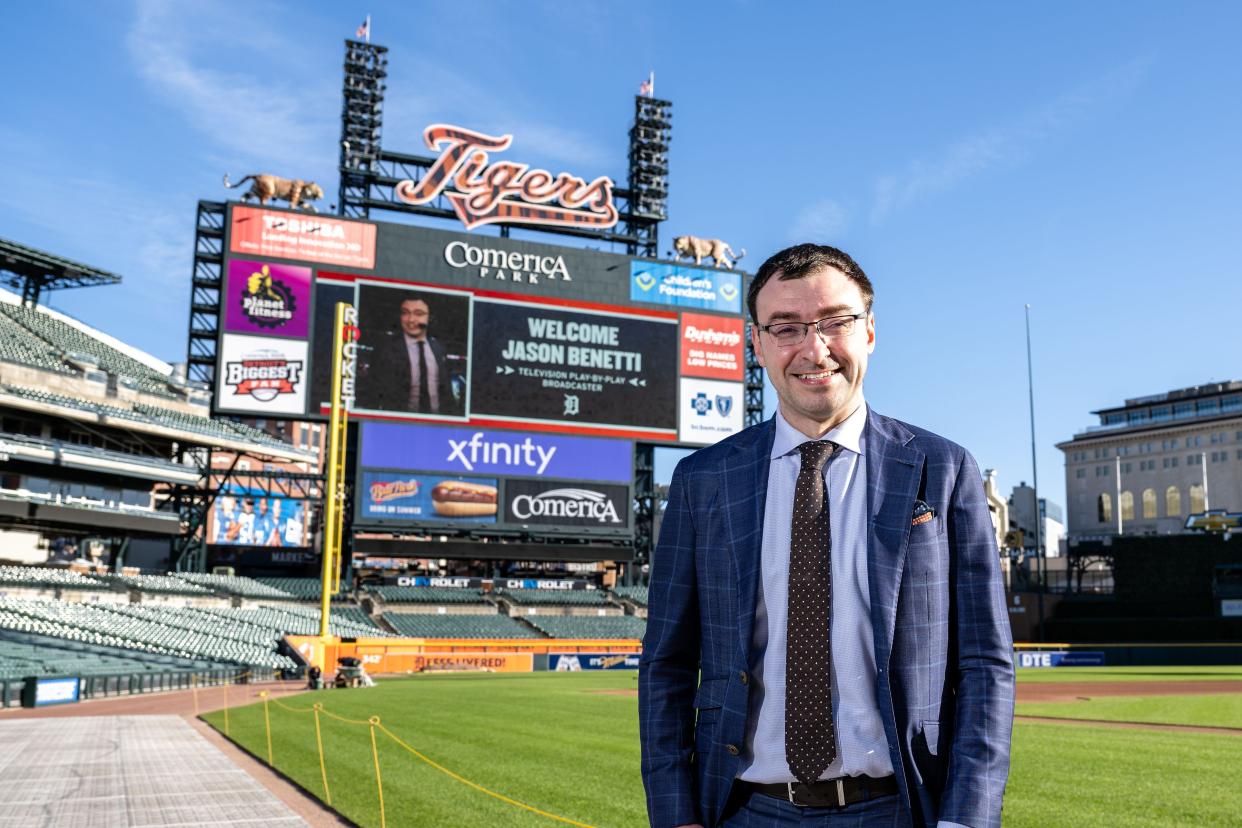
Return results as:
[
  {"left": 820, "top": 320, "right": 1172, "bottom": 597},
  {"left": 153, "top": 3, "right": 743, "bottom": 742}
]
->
[{"left": 792, "top": 367, "right": 841, "bottom": 385}]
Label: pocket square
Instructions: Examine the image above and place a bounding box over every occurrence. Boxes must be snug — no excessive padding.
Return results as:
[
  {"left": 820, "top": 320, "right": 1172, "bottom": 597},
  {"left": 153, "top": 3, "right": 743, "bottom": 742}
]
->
[{"left": 912, "top": 500, "right": 935, "bottom": 526}]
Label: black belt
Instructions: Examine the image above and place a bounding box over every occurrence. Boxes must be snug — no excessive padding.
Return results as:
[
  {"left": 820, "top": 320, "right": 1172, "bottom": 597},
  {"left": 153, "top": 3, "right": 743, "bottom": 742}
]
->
[{"left": 742, "top": 775, "right": 898, "bottom": 808}]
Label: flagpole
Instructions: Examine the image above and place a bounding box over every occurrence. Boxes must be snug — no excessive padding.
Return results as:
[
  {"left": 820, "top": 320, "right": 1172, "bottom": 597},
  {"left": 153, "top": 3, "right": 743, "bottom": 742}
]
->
[
  {"left": 1024, "top": 304, "right": 1045, "bottom": 640},
  {"left": 1116, "top": 454, "right": 1123, "bottom": 534},
  {"left": 366, "top": 15, "right": 371, "bottom": 44}
]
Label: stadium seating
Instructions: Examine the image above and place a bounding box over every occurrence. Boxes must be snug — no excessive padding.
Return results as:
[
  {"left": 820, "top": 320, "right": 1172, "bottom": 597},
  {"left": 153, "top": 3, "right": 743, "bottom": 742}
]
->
[
  {"left": 0, "top": 632, "right": 228, "bottom": 681},
  {"left": 367, "top": 586, "right": 489, "bottom": 604},
  {"left": 195, "top": 604, "right": 387, "bottom": 640},
  {"left": 0, "top": 385, "right": 295, "bottom": 454},
  {"left": 109, "top": 574, "right": 214, "bottom": 595},
  {"left": 611, "top": 586, "right": 648, "bottom": 606},
  {"left": 495, "top": 588, "right": 608, "bottom": 606},
  {"left": 0, "top": 598, "right": 296, "bottom": 669},
  {"left": 0, "top": 311, "right": 73, "bottom": 374},
  {"left": 331, "top": 606, "right": 384, "bottom": 630},
  {"left": 525, "top": 615, "right": 647, "bottom": 639},
  {"left": 171, "top": 573, "right": 296, "bottom": 600},
  {"left": 0, "top": 303, "right": 173, "bottom": 395},
  {"left": 256, "top": 577, "right": 351, "bottom": 601},
  {"left": 384, "top": 613, "right": 543, "bottom": 639},
  {"left": 0, "top": 565, "right": 110, "bottom": 591}
]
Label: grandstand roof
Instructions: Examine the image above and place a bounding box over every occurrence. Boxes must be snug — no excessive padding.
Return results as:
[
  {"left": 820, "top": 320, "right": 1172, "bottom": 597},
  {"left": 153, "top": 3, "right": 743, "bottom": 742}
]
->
[{"left": 0, "top": 237, "right": 121, "bottom": 304}]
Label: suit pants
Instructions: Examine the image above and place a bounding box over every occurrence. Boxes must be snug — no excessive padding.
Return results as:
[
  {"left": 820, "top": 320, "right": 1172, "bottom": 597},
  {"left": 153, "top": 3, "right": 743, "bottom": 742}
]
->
[{"left": 720, "top": 782, "right": 908, "bottom": 827}]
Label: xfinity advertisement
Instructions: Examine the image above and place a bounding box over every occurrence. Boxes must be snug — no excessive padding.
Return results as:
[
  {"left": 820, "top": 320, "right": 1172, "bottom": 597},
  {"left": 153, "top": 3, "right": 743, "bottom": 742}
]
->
[
  {"left": 355, "top": 422, "right": 633, "bottom": 536},
  {"left": 359, "top": 422, "right": 633, "bottom": 483}
]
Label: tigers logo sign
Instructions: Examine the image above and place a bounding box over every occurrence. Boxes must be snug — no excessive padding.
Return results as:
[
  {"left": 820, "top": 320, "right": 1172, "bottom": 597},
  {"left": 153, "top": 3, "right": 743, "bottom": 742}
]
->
[{"left": 395, "top": 124, "right": 618, "bottom": 231}]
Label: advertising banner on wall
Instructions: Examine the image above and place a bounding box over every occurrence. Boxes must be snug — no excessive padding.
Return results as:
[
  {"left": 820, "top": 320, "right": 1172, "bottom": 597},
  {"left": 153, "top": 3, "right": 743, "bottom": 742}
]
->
[
  {"left": 230, "top": 206, "right": 377, "bottom": 269},
  {"left": 469, "top": 297, "right": 678, "bottom": 434},
  {"left": 679, "top": 312, "right": 745, "bottom": 381},
  {"left": 215, "top": 334, "right": 309, "bottom": 415},
  {"left": 550, "top": 653, "right": 641, "bottom": 670},
  {"left": 223, "top": 259, "right": 313, "bottom": 338},
  {"left": 679, "top": 378, "right": 745, "bottom": 446},
  {"left": 502, "top": 479, "right": 630, "bottom": 530},
  {"left": 359, "top": 422, "right": 634, "bottom": 483},
  {"left": 630, "top": 261, "right": 742, "bottom": 314},
  {"left": 358, "top": 471, "right": 499, "bottom": 525}
]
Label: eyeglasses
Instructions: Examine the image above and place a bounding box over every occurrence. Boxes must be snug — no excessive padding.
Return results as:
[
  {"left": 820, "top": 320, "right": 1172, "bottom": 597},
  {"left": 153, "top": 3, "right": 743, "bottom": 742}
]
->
[{"left": 758, "top": 312, "right": 868, "bottom": 347}]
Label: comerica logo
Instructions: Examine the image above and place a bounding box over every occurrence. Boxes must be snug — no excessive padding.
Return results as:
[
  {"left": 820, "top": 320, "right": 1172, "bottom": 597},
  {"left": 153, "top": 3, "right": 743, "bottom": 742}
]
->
[{"left": 511, "top": 488, "right": 622, "bottom": 523}]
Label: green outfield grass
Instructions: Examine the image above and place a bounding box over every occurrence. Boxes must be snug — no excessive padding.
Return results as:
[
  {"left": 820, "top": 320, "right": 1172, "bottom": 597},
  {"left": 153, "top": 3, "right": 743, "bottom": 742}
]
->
[
  {"left": 203, "top": 668, "right": 1242, "bottom": 828},
  {"left": 1014, "top": 664, "right": 1242, "bottom": 683},
  {"left": 1017, "top": 693, "right": 1242, "bottom": 729}
]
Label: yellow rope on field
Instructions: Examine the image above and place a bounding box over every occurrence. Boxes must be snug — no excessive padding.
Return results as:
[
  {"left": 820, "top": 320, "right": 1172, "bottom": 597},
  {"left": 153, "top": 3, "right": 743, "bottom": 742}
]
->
[
  {"left": 375, "top": 723, "right": 597, "bottom": 828},
  {"left": 313, "top": 704, "right": 332, "bottom": 806},
  {"left": 219, "top": 689, "right": 598, "bottom": 827},
  {"left": 368, "top": 716, "right": 386, "bottom": 828}
]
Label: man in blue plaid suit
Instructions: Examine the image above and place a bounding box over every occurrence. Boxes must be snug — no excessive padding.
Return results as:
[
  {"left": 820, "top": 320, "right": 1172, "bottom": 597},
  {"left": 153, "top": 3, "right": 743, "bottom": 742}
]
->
[{"left": 640, "top": 244, "right": 1014, "bottom": 827}]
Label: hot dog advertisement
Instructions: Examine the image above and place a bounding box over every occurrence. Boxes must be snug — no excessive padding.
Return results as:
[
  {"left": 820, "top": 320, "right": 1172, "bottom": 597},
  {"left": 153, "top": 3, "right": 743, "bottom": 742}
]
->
[
  {"left": 358, "top": 471, "right": 498, "bottom": 524},
  {"left": 467, "top": 297, "right": 679, "bottom": 435}
]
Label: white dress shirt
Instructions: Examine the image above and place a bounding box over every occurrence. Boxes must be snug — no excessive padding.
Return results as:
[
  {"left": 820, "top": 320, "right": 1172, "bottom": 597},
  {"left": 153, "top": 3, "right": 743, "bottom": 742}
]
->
[{"left": 738, "top": 400, "right": 894, "bottom": 783}]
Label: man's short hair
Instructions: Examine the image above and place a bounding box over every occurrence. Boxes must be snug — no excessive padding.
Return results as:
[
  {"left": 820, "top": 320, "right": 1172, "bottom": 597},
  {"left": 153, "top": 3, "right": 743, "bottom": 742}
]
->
[
  {"left": 747, "top": 243, "right": 874, "bottom": 322},
  {"left": 399, "top": 292, "right": 429, "bottom": 309}
]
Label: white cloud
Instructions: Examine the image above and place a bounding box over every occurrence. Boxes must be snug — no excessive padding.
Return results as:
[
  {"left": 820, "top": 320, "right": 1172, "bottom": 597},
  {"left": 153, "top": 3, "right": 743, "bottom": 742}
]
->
[
  {"left": 870, "top": 57, "right": 1152, "bottom": 223},
  {"left": 789, "top": 199, "right": 850, "bottom": 242},
  {"left": 126, "top": 0, "right": 338, "bottom": 177}
]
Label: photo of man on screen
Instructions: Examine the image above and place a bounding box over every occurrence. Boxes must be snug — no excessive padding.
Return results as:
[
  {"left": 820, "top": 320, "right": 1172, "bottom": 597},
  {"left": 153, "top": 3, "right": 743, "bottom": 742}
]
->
[{"left": 356, "top": 287, "right": 467, "bottom": 415}]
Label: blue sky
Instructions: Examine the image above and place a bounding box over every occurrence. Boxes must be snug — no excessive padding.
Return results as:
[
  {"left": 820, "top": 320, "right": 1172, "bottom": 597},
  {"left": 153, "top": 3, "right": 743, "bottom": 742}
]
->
[{"left": 2, "top": 1, "right": 1240, "bottom": 512}]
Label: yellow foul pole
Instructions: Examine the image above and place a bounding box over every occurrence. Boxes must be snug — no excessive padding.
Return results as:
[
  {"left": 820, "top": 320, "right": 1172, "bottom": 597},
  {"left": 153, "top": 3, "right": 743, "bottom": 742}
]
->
[{"left": 319, "top": 302, "right": 357, "bottom": 638}]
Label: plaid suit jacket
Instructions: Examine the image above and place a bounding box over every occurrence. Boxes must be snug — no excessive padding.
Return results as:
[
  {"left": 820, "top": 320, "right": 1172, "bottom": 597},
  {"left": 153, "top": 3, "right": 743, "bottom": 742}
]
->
[{"left": 639, "top": 409, "right": 1014, "bottom": 828}]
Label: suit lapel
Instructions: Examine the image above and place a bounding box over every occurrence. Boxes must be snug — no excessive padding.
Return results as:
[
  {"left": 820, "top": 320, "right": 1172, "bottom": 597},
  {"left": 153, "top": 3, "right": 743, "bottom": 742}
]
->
[
  {"left": 725, "top": 418, "right": 775, "bottom": 660},
  {"left": 865, "top": 409, "right": 923, "bottom": 670}
]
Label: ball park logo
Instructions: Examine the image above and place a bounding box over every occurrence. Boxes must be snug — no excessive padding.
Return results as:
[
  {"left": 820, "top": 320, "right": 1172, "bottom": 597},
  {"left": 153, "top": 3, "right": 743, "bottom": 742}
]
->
[
  {"left": 239, "top": 264, "right": 297, "bottom": 329},
  {"left": 395, "top": 124, "right": 618, "bottom": 231},
  {"left": 223, "top": 350, "right": 303, "bottom": 402}
]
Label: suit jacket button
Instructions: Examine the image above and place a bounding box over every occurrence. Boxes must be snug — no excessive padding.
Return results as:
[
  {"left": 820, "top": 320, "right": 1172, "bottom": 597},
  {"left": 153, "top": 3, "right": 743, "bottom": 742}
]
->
[
  {"left": 726, "top": 744, "right": 740, "bottom": 756},
  {"left": 739, "top": 671, "right": 749, "bottom": 685}
]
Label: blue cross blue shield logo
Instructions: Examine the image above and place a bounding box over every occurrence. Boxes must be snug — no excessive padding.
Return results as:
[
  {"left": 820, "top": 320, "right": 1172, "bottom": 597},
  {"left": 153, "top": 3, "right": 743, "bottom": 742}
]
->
[
  {"left": 715, "top": 395, "right": 733, "bottom": 418},
  {"left": 691, "top": 392, "right": 712, "bottom": 416}
]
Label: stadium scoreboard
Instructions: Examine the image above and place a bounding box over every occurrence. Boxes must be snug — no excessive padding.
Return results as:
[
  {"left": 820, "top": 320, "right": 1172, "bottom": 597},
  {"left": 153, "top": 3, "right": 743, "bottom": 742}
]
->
[{"left": 213, "top": 203, "right": 749, "bottom": 537}]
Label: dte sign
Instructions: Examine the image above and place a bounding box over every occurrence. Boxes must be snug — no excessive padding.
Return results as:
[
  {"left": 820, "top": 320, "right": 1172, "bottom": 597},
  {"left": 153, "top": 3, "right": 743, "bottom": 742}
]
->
[
  {"left": 1016, "top": 650, "right": 1106, "bottom": 668},
  {"left": 1017, "top": 652, "right": 1057, "bottom": 668}
]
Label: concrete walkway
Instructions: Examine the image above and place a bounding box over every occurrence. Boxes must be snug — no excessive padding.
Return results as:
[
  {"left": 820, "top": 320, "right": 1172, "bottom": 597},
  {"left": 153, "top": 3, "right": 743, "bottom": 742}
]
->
[{"left": 0, "top": 715, "right": 307, "bottom": 827}]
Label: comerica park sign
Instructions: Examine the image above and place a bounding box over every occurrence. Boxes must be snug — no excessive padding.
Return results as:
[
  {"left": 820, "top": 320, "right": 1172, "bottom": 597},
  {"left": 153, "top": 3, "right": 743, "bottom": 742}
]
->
[{"left": 395, "top": 124, "right": 618, "bottom": 231}]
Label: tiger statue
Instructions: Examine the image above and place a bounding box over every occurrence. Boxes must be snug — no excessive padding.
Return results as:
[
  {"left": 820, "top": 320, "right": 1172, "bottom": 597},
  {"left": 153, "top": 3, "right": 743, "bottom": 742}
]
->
[
  {"left": 672, "top": 236, "right": 746, "bottom": 270},
  {"left": 223, "top": 173, "right": 324, "bottom": 212}
]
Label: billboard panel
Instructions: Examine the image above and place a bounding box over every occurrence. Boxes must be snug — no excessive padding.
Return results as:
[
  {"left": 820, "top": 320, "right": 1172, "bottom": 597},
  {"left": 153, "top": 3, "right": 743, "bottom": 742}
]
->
[
  {"left": 468, "top": 298, "right": 677, "bottom": 433},
  {"left": 359, "top": 422, "right": 633, "bottom": 483},
  {"left": 679, "top": 312, "right": 745, "bottom": 381},
  {"left": 679, "top": 378, "right": 745, "bottom": 446},
  {"left": 359, "top": 471, "right": 498, "bottom": 525},
  {"left": 230, "top": 206, "right": 377, "bottom": 269},
  {"left": 629, "top": 261, "right": 742, "bottom": 314},
  {"left": 223, "top": 259, "right": 313, "bottom": 338},
  {"left": 356, "top": 421, "right": 633, "bottom": 536},
  {"left": 215, "top": 335, "right": 309, "bottom": 416},
  {"left": 502, "top": 479, "right": 630, "bottom": 530}
]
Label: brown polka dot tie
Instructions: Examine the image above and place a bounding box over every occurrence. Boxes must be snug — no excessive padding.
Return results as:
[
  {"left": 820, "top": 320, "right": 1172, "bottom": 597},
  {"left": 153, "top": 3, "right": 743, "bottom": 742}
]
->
[{"left": 786, "top": 440, "right": 837, "bottom": 785}]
